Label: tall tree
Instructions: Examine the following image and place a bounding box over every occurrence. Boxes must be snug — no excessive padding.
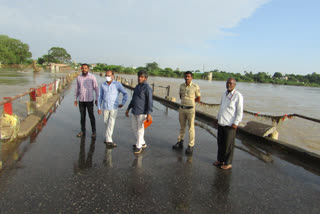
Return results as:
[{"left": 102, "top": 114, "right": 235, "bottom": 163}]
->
[
  {"left": 47, "top": 47, "right": 71, "bottom": 64},
  {"left": 0, "top": 35, "right": 32, "bottom": 64},
  {"left": 272, "top": 72, "right": 283, "bottom": 79},
  {"left": 146, "top": 62, "right": 160, "bottom": 71}
]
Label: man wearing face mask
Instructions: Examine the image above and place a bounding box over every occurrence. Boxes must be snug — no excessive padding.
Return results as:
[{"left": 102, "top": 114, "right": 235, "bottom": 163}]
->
[
  {"left": 98, "top": 70, "right": 128, "bottom": 147},
  {"left": 74, "top": 64, "right": 99, "bottom": 138}
]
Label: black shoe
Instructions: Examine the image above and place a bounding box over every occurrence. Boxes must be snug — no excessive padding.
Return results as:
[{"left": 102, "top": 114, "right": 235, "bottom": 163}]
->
[
  {"left": 132, "top": 144, "right": 147, "bottom": 149},
  {"left": 105, "top": 142, "right": 117, "bottom": 148},
  {"left": 77, "top": 132, "right": 85, "bottom": 137},
  {"left": 172, "top": 140, "right": 184, "bottom": 149},
  {"left": 133, "top": 147, "right": 143, "bottom": 154},
  {"left": 185, "top": 146, "right": 193, "bottom": 155},
  {"left": 91, "top": 132, "right": 96, "bottom": 138}
]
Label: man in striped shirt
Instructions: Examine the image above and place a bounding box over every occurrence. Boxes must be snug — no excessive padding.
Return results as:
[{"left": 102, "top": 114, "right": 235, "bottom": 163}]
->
[{"left": 74, "top": 64, "right": 99, "bottom": 138}]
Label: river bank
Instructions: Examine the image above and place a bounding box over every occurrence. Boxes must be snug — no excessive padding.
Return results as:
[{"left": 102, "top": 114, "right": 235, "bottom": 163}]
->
[{"left": 92, "top": 63, "right": 320, "bottom": 87}]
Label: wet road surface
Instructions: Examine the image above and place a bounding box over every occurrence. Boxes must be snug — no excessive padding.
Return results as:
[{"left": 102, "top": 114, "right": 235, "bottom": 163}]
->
[{"left": 0, "top": 77, "right": 320, "bottom": 214}]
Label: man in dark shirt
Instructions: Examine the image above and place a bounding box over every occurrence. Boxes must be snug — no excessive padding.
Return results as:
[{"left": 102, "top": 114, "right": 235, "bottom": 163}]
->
[{"left": 126, "top": 71, "right": 153, "bottom": 154}]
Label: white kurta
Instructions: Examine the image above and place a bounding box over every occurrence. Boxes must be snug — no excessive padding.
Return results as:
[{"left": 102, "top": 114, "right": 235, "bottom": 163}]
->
[{"left": 217, "top": 89, "right": 244, "bottom": 126}]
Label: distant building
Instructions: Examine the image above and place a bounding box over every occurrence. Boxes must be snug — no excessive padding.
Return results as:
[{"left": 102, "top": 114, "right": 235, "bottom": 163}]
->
[{"left": 203, "top": 72, "right": 212, "bottom": 80}]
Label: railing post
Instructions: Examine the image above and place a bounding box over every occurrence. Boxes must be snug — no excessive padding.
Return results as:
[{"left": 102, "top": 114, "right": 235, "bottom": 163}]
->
[
  {"left": 36, "top": 87, "right": 42, "bottom": 97},
  {"left": 28, "top": 88, "right": 37, "bottom": 115},
  {"left": 42, "top": 117, "right": 47, "bottom": 126},
  {"left": 42, "top": 84, "right": 47, "bottom": 94},
  {"left": 54, "top": 80, "right": 57, "bottom": 93},
  {"left": 35, "top": 86, "right": 44, "bottom": 108},
  {"left": 151, "top": 83, "right": 155, "bottom": 94},
  {"left": 167, "top": 85, "right": 170, "bottom": 97},
  {"left": 59, "top": 77, "right": 62, "bottom": 90},
  {"left": 3, "top": 97, "right": 13, "bottom": 115},
  {"left": 48, "top": 83, "right": 53, "bottom": 91},
  {"left": 29, "top": 88, "right": 36, "bottom": 101}
]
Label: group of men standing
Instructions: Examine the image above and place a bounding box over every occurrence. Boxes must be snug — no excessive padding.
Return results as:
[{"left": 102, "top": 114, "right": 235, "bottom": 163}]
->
[
  {"left": 74, "top": 64, "right": 243, "bottom": 169},
  {"left": 74, "top": 64, "right": 152, "bottom": 155}
]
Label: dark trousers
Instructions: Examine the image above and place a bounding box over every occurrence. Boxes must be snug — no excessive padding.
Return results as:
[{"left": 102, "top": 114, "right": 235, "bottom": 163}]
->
[
  {"left": 217, "top": 125, "right": 237, "bottom": 165},
  {"left": 79, "top": 101, "right": 96, "bottom": 133}
]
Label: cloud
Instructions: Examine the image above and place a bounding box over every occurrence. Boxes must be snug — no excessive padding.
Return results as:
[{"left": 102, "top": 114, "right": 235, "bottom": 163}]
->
[{"left": 0, "top": 0, "right": 270, "bottom": 69}]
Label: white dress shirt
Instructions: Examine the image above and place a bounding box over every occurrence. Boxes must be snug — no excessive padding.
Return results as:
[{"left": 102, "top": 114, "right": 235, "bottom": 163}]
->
[{"left": 217, "top": 89, "right": 244, "bottom": 126}]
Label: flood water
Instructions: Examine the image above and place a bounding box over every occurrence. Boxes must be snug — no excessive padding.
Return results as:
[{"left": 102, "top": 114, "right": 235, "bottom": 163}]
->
[
  {"left": 118, "top": 74, "right": 320, "bottom": 154},
  {"left": 0, "top": 67, "right": 73, "bottom": 97},
  {"left": 0, "top": 67, "right": 74, "bottom": 118},
  {"left": 119, "top": 74, "right": 320, "bottom": 117}
]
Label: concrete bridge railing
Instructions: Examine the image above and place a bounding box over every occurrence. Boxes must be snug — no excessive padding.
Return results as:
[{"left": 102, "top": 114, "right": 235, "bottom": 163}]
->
[{"left": 0, "top": 72, "right": 79, "bottom": 142}]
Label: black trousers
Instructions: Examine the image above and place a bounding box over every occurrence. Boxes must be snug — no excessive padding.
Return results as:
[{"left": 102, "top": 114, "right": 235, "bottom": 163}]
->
[
  {"left": 79, "top": 101, "right": 96, "bottom": 133},
  {"left": 217, "top": 125, "right": 237, "bottom": 165}
]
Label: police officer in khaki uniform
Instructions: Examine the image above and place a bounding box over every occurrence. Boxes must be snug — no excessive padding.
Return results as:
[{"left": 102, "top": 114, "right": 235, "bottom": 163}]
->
[{"left": 173, "top": 71, "right": 201, "bottom": 154}]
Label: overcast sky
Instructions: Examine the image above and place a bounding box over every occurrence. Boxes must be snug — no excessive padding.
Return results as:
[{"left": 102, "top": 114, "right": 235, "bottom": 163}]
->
[{"left": 1, "top": 0, "right": 319, "bottom": 75}]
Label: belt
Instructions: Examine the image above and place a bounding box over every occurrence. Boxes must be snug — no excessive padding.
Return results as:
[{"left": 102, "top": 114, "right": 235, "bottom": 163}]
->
[{"left": 180, "top": 105, "right": 194, "bottom": 109}]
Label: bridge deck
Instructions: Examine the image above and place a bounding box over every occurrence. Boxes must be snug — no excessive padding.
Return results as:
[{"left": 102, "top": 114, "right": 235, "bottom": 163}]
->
[{"left": 0, "top": 78, "right": 319, "bottom": 213}]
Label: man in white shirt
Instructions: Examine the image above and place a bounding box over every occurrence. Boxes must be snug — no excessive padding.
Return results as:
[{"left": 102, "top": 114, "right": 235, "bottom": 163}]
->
[{"left": 214, "top": 78, "right": 243, "bottom": 170}]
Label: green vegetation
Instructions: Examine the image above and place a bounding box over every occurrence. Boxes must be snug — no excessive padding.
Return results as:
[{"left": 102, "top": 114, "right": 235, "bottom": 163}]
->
[
  {"left": 0, "top": 35, "right": 72, "bottom": 67},
  {"left": 92, "top": 62, "right": 320, "bottom": 87},
  {"left": 37, "top": 47, "right": 71, "bottom": 64},
  {"left": 0, "top": 35, "right": 32, "bottom": 64},
  {"left": 0, "top": 34, "right": 318, "bottom": 87},
  {"left": 209, "top": 70, "right": 320, "bottom": 87},
  {"left": 93, "top": 62, "right": 203, "bottom": 79}
]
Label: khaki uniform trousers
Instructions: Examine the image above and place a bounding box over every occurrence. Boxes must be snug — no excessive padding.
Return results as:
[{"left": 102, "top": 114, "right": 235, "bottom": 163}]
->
[{"left": 177, "top": 108, "right": 195, "bottom": 147}]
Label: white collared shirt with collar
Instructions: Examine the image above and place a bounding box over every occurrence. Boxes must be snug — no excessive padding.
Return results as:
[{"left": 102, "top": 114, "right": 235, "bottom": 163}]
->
[{"left": 217, "top": 89, "right": 244, "bottom": 126}]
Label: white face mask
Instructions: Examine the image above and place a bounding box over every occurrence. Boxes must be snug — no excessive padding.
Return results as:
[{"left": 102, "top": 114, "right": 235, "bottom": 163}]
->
[{"left": 105, "top": 76, "right": 112, "bottom": 82}]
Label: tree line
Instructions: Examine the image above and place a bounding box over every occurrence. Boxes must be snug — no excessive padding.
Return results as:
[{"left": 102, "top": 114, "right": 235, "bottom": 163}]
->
[
  {"left": 1, "top": 35, "right": 319, "bottom": 87},
  {"left": 92, "top": 62, "right": 320, "bottom": 87},
  {"left": 0, "top": 35, "right": 72, "bottom": 65},
  {"left": 0, "top": 35, "right": 32, "bottom": 64}
]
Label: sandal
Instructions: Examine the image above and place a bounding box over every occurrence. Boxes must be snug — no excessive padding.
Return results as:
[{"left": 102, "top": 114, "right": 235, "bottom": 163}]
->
[
  {"left": 220, "top": 164, "right": 232, "bottom": 170},
  {"left": 105, "top": 142, "right": 117, "bottom": 147},
  {"left": 213, "top": 161, "right": 222, "bottom": 166}
]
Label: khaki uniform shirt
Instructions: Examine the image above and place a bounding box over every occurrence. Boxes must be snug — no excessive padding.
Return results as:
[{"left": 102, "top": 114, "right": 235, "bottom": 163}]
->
[{"left": 179, "top": 82, "right": 201, "bottom": 107}]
